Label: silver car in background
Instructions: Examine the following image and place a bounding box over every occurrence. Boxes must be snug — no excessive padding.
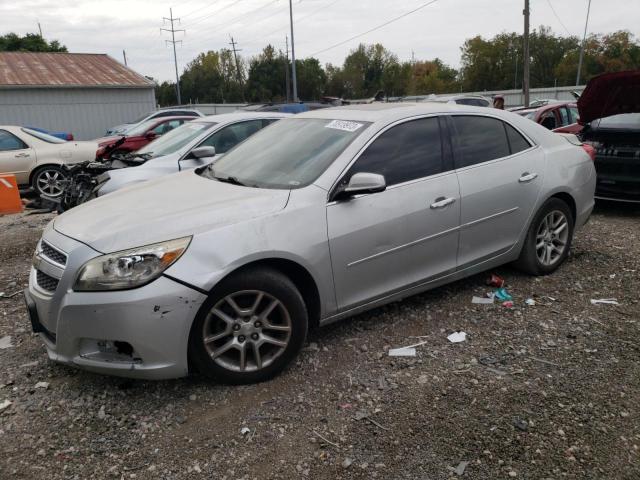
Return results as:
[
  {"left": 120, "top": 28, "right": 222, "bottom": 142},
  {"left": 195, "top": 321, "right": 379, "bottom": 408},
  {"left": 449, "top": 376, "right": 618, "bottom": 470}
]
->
[
  {"left": 25, "top": 103, "right": 596, "bottom": 384},
  {"left": 96, "top": 112, "right": 290, "bottom": 196}
]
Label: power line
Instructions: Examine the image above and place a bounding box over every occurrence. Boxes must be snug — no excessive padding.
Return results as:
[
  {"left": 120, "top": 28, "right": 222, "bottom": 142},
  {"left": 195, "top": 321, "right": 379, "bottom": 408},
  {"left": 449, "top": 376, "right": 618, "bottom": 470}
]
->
[
  {"left": 182, "top": 0, "right": 245, "bottom": 28},
  {"left": 310, "top": 0, "right": 440, "bottom": 56},
  {"left": 545, "top": 0, "right": 572, "bottom": 36},
  {"left": 255, "top": 0, "right": 341, "bottom": 42},
  {"left": 180, "top": 0, "right": 223, "bottom": 19}
]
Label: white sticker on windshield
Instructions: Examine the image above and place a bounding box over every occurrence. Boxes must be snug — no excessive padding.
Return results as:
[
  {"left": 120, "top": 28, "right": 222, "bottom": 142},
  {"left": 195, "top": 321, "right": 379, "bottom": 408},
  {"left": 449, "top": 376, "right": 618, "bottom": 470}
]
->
[{"left": 325, "top": 120, "right": 364, "bottom": 132}]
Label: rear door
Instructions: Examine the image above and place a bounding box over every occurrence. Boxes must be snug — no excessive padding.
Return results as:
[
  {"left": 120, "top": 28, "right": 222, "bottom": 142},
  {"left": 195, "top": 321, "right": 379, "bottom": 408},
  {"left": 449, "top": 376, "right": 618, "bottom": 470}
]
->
[
  {"left": 450, "top": 115, "right": 544, "bottom": 269},
  {"left": 0, "top": 129, "right": 34, "bottom": 184},
  {"left": 327, "top": 116, "right": 460, "bottom": 310}
]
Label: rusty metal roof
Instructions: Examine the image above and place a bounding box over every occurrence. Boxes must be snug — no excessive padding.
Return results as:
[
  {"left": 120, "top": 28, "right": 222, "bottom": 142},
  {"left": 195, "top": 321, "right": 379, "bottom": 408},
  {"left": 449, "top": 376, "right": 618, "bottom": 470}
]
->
[{"left": 0, "top": 52, "right": 154, "bottom": 88}]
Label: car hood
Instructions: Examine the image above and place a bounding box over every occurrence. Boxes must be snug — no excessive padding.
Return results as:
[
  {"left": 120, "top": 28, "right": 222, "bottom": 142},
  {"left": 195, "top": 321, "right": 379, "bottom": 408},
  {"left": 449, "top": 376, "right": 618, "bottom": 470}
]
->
[
  {"left": 578, "top": 70, "right": 640, "bottom": 124},
  {"left": 54, "top": 170, "right": 290, "bottom": 253},
  {"left": 95, "top": 135, "right": 125, "bottom": 146}
]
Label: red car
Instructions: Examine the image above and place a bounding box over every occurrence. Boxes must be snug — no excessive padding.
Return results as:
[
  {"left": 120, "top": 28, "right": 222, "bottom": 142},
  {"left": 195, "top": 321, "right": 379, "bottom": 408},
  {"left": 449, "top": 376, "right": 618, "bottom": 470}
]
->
[
  {"left": 512, "top": 101, "right": 580, "bottom": 132},
  {"left": 95, "top": 116, "right": 194, "bottom": 159}
]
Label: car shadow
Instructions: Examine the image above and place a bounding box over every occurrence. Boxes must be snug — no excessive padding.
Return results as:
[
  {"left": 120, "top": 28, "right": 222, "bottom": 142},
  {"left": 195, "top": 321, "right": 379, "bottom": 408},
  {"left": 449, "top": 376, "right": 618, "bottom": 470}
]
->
[{"left": 593, "top": 199, "right": 640, "bottom": 217}]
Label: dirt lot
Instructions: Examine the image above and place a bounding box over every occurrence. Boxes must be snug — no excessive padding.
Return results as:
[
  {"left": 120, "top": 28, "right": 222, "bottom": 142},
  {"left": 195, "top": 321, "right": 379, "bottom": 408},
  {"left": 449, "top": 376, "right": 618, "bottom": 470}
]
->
[{"left": 0, "top": 204, "right": 639, "bottom": 479}]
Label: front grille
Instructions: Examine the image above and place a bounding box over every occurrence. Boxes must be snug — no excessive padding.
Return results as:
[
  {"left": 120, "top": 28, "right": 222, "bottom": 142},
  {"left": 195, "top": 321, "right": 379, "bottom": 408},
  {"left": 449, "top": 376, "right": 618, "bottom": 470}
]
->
[
  {"left": 36, "top": 270, "right": 59, "bottom": 293},
  {"left": 41, "top": 241, "right": 67, "bottom": 266}
]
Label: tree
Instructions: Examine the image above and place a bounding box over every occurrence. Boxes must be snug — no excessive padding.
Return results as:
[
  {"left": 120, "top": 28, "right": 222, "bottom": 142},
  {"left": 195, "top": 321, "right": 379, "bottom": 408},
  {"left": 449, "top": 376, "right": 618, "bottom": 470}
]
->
[
  {"left": 407, "top": 59, "right": 459, "bottom": 95},
  {"left": 246, "top": 45, "right": 287, "bottom": 102},
  {"left": 295, "top": 58, "right": 326, "bottom": 100},
  {"left": 155, "top": 81, "right": 177, "bottom": 107},
  {"left": 0, "top": 33, "right": 67, "bottom": 52},
  {"left": 179, "top": 50, "right": 245, "bottom": 104}
]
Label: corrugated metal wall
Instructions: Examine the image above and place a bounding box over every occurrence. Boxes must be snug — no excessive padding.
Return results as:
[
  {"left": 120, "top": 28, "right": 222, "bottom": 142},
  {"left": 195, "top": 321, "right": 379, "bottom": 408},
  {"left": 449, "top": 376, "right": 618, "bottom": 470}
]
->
[
  {"left": 172, "top": 103, "right": 248, "bottom": 115},
  {"left": 0, "top": 87, "right": 156, "bottom": 140}
]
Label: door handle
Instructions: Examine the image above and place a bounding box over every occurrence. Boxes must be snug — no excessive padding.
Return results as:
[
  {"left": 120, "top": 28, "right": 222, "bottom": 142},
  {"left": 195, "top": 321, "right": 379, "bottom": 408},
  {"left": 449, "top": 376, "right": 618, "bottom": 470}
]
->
[
  {"left": 14, "top": 152, "right": 30, "bottom": 158},
  {"left": 430, "top": 197, "right": 456, "bottom": 209},
  {"left": 519, "top": 172, "right": 538, "bottom": 183}
]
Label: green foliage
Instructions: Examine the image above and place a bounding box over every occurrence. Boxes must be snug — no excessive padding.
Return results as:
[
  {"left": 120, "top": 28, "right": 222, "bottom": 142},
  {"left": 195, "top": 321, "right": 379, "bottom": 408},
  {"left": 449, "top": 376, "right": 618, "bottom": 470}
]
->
[
  {"left": 0, "top": 32, "right": 67, "bottom": 52},
  {"left": 155, "top": 27, "right": 639, "bottom": 107}
]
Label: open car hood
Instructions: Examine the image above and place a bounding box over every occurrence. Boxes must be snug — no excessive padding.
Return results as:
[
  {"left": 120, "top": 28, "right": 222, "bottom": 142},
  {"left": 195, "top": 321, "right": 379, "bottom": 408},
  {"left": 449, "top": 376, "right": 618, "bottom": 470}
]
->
[{"left": 578, "top": 70, "right": 640, "bottom": 124}]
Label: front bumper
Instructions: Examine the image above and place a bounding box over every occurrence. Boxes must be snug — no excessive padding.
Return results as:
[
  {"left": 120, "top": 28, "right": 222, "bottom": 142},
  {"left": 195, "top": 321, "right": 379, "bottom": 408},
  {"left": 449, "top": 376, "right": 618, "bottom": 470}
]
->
[{"left": 26, "top": 227, "right": 207, "bottom": 380}]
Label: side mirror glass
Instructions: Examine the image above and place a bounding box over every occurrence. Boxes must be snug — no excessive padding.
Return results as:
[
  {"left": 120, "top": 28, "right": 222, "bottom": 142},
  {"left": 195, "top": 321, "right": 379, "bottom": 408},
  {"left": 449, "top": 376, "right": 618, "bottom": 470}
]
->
[
  {"left": 145, "top": 131, "right": 158, "bottom": 139},
  {"left": 190, "top": 146, "right": 216, "bottom": 159},
  {"left": 334, "top": 172, "right": 386, "bottom": 201}
]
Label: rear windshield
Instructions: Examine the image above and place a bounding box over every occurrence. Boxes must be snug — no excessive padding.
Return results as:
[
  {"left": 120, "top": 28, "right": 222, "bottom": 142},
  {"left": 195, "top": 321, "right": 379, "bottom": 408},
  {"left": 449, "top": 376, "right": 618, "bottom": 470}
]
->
[
  {"left": 592, "top": 113, "right": 640, "bottom": 130},
  {"left": 21, "top": 128, "right": 67, "bottom": 144}
]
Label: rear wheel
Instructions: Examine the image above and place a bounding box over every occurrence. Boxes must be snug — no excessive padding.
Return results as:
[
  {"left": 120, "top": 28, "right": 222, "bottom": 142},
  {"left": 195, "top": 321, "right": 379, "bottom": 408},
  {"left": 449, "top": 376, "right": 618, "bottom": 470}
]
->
[
  {"left": 189, "top": 267, "right": 308, "bottom": 384},
  {"left": 32, "top": 165, "right": 67, "bottom": 197},
  {"left": 515, "top": 198, "right": 574, "bottom": 275}
]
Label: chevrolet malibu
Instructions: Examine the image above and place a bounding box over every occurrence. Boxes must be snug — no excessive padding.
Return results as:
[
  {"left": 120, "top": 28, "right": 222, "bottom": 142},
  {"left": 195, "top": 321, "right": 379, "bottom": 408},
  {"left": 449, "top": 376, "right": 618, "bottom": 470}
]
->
[{"left": 25, "top": 103, "right": 596, "bottom": 384}]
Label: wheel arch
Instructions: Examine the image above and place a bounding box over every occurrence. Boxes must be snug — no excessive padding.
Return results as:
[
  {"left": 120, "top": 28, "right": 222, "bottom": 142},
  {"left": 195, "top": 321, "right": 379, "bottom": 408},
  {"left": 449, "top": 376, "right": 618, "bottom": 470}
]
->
[
  {"left": 208, "top": 258, "right": 322, "bottom": 330},
  {"left": 29, "top": 162, "right": 65, "bottom": 184}
]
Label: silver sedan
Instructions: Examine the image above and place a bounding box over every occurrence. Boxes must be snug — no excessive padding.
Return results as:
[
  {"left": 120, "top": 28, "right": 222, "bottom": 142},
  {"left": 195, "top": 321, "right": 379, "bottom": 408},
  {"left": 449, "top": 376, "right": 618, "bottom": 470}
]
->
[{"left": 25, "top": 103, "right": 596, "bottom": 384}]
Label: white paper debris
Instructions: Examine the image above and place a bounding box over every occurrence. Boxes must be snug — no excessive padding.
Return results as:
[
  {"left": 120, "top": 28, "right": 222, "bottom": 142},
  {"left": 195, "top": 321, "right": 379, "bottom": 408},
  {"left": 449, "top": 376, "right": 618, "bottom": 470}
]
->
[
  {"left": 388, "top": 347, "right": 416, "bottom": 357},
  {"left": 525, "top": 298, "right": 536, "bottom": 306},
  {"left": 240, "top": 427, "right": 251, "bottom": 435},
  {"left": 0, "top": 399, "right": 11, "bottom": 412},
  {"left": 0, "top": 336, "right": 13, "bottom": 349},
  {"left": 325, "top": 120, "right": 364, "bottom": 132},
  {"left": 472, "top": 296, "right": 494, "bottom": 304},
  {"left": 447, "top": 332, "right": 467, "bottom": 343},
  {"left": 590, "top": 298, "right": 620, "bottom": 305},
  {"left": 34, "top": 382, "right": 50, "bottom": 389}
]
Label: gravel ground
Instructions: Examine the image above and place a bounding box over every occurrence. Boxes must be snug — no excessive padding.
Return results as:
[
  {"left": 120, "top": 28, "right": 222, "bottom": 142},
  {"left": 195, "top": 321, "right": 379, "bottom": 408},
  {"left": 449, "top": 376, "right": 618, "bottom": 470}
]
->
[{"left": 1, "top": 204, "right": 639, "bottom": 479}]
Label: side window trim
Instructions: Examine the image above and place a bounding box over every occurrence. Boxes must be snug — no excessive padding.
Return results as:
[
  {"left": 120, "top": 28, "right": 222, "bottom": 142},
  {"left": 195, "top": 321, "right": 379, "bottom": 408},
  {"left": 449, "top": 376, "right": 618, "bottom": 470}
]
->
[
  {"left": 449, "top": 113, "right": 536, "bottom": 171},
  {"left": 328, "top": 114, "right": 451, "bottom": 201}
]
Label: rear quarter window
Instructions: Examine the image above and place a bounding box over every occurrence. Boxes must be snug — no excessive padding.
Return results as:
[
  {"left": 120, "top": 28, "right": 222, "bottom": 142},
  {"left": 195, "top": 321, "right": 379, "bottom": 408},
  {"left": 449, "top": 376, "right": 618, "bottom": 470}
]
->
[{"left": 451, "top": 116, "right": 511, "bottom": 168}]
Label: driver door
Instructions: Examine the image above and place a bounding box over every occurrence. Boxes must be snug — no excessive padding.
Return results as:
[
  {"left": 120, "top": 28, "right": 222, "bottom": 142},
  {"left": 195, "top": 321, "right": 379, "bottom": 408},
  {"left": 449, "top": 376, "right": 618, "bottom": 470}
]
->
[
  {"left": 0, "top": 129, "right": 33, "bottom": 185},
  {"left": 327, "top": 117, "right": 460, "bottom": 311}
]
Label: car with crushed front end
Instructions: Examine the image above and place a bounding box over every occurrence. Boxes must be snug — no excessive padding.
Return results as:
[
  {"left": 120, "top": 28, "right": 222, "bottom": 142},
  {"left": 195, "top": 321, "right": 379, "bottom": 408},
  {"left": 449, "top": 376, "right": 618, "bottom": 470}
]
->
[{"left": 25, "top": 102, "right": 596, "bottom": 384}]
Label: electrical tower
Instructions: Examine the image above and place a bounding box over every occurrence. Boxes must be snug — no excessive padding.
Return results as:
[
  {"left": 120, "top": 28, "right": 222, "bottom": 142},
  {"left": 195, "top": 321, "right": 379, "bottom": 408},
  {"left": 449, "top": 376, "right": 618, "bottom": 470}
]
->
[{"left": 161, "top": 8, "right": 185, "bottom": 105}]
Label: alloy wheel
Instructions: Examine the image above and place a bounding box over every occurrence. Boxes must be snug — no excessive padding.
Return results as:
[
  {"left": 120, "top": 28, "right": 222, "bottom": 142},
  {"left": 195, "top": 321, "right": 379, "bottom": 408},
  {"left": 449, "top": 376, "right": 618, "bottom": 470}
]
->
[
  {"left": 35, "top": 169, "right": 66, "bottom": 197},
  {"left": 202, "top": 290, "right": 292, "bottom": 373},
  {"left": 535, "top": 210, "right": 569, "bottom": 266}
]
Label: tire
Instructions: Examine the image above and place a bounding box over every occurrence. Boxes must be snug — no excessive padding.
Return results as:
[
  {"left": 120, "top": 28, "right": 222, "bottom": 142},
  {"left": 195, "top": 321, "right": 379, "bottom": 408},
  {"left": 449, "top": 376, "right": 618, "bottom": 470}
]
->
[
  {"left": 515, "top": 197, "right": 574, "bottom": 275},
  {"left": 31, "top": 165, "right": 67, "bottom": 198},
  {"left": 189, "top": 267, "right": 308, "bottom": 384}
]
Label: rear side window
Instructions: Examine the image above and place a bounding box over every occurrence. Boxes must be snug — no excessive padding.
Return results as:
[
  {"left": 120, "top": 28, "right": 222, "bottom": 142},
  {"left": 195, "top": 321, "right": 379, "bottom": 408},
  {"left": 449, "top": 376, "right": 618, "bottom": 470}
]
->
[
  {"left": 452, "top": 116, "right": 510, "bottom": 168},
  {"left": 0, "top": 130, "right": 27, "bottom": 151},
  {"left": 504, "top": 124, "right": 531, "bottom": 154},
  {"left": 346, "top": 117, "right": 443, "bottom": 186}
]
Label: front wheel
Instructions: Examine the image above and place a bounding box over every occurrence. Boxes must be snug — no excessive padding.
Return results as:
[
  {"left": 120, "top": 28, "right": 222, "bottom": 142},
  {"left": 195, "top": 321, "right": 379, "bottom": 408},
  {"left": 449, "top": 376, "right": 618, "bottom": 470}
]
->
[
  {"left": 515, "top": 198, "right": 574, "bottom": 275},
  {"left": 189, "top": 267, "right": 308, "bottom": 384}
]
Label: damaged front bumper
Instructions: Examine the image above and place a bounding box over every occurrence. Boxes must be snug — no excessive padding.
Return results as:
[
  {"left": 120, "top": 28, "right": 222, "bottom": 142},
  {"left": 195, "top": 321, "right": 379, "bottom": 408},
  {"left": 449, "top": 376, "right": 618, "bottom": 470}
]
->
[{"left": 26, "top": 226, "right": 207, "bottom": 380}]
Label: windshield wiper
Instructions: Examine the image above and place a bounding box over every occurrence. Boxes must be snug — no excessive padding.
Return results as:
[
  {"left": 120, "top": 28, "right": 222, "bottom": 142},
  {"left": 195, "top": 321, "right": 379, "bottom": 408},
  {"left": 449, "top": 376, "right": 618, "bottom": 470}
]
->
[{"left": 215, "top": 175, "right": 246, "bottom": 186}]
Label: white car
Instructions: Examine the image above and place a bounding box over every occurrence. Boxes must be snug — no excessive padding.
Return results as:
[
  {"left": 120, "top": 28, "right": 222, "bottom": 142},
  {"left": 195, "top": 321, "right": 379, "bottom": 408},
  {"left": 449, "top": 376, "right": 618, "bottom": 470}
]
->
[
  {"left": 96, "top": 112, "right": 290, "bottom": 196},
  {"left": 422, "top": 94, "right": 492, "bottom": 107},
  {"left": 106, "top": 108, "right": 204, "bottom": 136},
  {"left": 0, "top": 126, "right": 97, "bottom": 197}
]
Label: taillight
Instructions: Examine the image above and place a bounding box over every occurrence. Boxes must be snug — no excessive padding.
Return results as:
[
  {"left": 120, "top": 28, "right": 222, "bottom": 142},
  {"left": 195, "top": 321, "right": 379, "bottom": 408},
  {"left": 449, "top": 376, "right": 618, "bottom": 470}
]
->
[
  {"left": 66, "top": 133, "right": 74, "bottom": 141},
  {"left": 581, "top": 144, "right": 596, "bottom": 162}
]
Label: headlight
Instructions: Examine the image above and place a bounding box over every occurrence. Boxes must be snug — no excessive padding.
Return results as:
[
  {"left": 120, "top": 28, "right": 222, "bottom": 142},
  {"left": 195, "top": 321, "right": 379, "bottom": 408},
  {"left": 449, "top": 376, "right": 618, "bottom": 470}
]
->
[{"left": 73, "top": 237, "right": 191, "bottom": 291}]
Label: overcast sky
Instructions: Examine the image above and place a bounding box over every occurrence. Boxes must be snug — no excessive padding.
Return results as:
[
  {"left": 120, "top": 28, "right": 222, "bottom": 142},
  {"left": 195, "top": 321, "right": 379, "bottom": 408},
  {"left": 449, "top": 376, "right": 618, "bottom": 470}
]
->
[{"left": 1, "top": 0, "right": 637, "bottom": 82}]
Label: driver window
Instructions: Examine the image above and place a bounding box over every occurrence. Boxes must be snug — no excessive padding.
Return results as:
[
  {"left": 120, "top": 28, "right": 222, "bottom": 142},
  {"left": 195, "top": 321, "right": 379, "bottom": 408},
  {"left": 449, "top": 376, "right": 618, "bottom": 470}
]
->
[{"left": 345, "top": 117, "right": 444, "bottom": 186}]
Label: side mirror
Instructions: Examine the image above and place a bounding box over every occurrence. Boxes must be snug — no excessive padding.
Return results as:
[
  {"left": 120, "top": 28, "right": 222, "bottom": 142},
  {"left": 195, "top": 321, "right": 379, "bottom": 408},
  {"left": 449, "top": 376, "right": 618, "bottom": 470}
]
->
[
  {"left": 145, "top": 131, "right": 158, "bottom": 139},
  {"left": 333, "top": 172, "right": 386, "bottom": 201},
  {"left": 190, "top": 146, "right": 216, "bottom": 159}
]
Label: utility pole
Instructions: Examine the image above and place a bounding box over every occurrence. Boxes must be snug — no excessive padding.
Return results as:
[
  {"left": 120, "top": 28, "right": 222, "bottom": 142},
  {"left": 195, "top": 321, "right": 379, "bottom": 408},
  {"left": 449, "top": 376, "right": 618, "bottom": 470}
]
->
[
  {"left": 37, "top": 22, "right": 43, "bottom": 37},
  {"left": 288, "top": 0, "right": 299, "bottom": 102},
  {"left": 285, "top": 36, "right": 291, "bottom": 102},
  {"left": 122, "top": 50, "right": 128, "bottom": 67},
  {"left": 161, "top": 8, "right": 184, "bottom": 105},
  {"left": 229, "top": 35, "right": 245, "bottom": 96},
  {"left": 576, "top": 0, "right": 592, "bottom": 86},
  {"left": 514, "top": 47, "right": 518, "bottom": 90},
  {"left": 523, "top": 0, "right": 530, "bottom": 107}
]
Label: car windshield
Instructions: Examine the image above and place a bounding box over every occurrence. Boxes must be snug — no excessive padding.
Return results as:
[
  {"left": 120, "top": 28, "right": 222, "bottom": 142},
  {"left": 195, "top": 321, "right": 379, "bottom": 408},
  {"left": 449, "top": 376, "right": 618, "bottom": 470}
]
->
[
  {"left": 203, "top": 118, "right": 370, "bottom": 189},
  {"left": 131, "top": 112, "right": 152, "bottom": 123},
  {"left": 21, "top": 128, "right": 67, "bottom": 144},
  {"left": 137, "top": 121, "right": 216, "bottom": 158},
  {"left": 126, "top": 119, "right": 161, "bottom": 136},
  {"left": 593, "top": 113, "right": 640, "bottom": 130}
]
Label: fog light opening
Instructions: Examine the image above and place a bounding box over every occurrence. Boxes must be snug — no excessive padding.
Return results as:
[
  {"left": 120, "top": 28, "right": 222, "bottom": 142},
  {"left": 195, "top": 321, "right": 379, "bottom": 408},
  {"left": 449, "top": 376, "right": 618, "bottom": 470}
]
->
[{"left": 114, "top": 341, "right": 134, "bottom": 357}]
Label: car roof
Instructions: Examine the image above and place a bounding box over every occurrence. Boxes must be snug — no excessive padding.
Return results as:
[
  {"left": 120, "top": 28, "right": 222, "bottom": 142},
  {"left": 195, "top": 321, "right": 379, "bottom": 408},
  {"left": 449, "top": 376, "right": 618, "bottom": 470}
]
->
[
  {"left": 193, "top": 111, "right": 292, "bottom": 124},
  {"left": 296, "top": 102, "right": 494, "bottom": 122}
]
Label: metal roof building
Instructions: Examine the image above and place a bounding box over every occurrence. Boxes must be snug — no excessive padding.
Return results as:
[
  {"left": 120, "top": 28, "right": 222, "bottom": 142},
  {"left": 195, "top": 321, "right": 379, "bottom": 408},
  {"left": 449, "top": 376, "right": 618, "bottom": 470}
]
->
[{"left": 0, "top": 52, "right": 156, "bottom": 140}]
